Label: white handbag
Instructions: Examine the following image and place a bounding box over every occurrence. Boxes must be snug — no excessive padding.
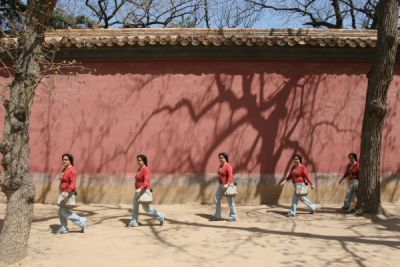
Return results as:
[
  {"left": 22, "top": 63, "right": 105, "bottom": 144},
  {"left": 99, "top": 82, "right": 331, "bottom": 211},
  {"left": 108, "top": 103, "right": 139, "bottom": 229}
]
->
[
  {"left": 138, "top": 190, "right": 153, "bottom": 203},
  {"left": 224, "top": 184, "right": 238, "bottom": 197},
  {"left": 295, "top": 183, "right": 309, "bottom": 196},
  {"left": 57, "top": 192, "right": 77, "bottom": 207}
]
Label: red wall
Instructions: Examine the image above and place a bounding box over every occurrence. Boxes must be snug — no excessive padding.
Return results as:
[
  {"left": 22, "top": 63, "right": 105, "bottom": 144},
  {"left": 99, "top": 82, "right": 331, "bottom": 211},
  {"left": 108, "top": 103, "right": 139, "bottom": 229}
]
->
[{"left": 1, "top": 60, "right": 400, "bottom": 175}]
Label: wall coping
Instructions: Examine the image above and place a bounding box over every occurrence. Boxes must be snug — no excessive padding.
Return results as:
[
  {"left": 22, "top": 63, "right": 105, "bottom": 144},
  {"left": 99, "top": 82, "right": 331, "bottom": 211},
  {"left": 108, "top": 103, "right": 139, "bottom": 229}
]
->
[{"left": 0, "top": 28, "right": 383, "bottom": 49}]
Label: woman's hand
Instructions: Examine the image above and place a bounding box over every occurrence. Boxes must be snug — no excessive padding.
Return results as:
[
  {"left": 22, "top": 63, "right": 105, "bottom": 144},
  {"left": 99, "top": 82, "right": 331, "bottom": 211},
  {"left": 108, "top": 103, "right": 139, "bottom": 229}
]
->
[
  {"left": 224, "top": 184, "right": 229, "bottom": 189},
  {"left": 61, "top": 191, "right": 69, "bottom": 198},
  {"left": 135, "top": 189, "right": 142, "bottom": 193}
]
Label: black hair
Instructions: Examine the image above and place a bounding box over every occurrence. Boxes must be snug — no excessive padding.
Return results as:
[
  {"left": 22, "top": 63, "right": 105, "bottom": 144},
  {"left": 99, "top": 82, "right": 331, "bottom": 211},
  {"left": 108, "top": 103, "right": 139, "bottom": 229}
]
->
[
  {"left": 218, "top": 152, "right": 229, "bottom": 162},
  {"left": 348, "top": 153, "right": 358, "bottom": 162},
  {"left": 293, "top": 154, "right": 303, "bottom": 164},
  {"left": 137, "top": 154, "right": 148, "bottom": 166},
  {"left": 62, "top": 153, "right": 74, "bottom": 166}
]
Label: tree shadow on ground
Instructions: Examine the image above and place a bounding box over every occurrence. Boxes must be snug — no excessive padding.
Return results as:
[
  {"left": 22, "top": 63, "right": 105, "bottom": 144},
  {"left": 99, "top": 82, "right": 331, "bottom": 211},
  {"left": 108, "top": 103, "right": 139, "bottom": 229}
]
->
[
  {"left": 195, "top": 213, "right": 214, "bottom": 221},
  {"left": 119, "top": 218, "right": 131, "bottom": 226},
  {"left": 266, "top": 210, "right": 288, "bottom": 217},
  {"left": 366, "top": 214, "right": 400, "bottom": 232},
  {"left": 164, "top": 218, "right": 400, "bottom": 248},
  {"left": 268, "top": 204, "right": 345, "bottom": 215},
  {"left": 119, "top": 213, "right": 164, "bottom": 227}
]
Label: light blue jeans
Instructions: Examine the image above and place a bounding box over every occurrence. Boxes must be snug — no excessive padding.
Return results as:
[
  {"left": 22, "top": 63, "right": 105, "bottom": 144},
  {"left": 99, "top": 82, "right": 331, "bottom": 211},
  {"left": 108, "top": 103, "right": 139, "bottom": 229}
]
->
[
  {"left": 343, "top": 180, "right": 357, "bottom": 209},
  {"left": 214, "top": 184, "right": 237, "bottom": 220},
  {"left": 289, "top": 183, "right": 317, "bottom": 216},
  {"left": 129, "top": 189, "right": 165, "bottom": 225},
  {"left": 58, "top": 207, "right": 86, "bottom": 231}
]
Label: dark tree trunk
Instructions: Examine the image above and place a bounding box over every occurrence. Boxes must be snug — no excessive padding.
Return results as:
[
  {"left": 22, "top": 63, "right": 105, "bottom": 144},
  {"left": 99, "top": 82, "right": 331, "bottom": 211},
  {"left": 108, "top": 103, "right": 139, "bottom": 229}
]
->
[
  {"left": 357, "top": 0, "right": 398, "bottom": 214},
  {"left": 0, "top": 1, "right": 57, "bottom": 264}
]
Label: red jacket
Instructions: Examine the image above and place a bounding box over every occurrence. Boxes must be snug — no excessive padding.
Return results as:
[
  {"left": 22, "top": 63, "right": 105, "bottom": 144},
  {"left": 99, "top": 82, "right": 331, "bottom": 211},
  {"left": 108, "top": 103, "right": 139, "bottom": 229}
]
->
[
  {"left": 285, "top": 164, "right": 313, "bottom": 186},
  {"left": 218, "top": 163, "right": 234, "bottom": 185},
  {"left": 342, "top": 162, "right": 360, "bottom": 180},
  {"left": 135, "top": 166, "right": 151, "bottom": 189},
  {"left": 59, "top": 166, "right": 77, "bottom": 192}
]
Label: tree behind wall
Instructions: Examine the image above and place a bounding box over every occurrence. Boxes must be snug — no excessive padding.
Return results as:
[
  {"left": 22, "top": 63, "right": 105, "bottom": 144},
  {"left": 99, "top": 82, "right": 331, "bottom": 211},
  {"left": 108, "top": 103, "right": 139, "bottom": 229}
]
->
[
  {"left": 0, "top": 0, "right": 57, "bottom": 264},
  {"left": 248, "top": 0, "right": 381, "bottom": 29},
  {"left": 357, "top": 0, "right": 398, "bottom": 214}
]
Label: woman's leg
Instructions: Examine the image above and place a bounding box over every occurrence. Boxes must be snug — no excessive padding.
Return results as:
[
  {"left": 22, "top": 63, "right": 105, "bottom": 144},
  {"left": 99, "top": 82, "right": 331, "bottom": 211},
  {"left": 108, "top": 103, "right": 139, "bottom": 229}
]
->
[
  {"left": 289, "top": 192, "right": 299, "bottom": 217},
  {"left": 67, "top": 210, "right": 87, "bottom": 231},
  {"left": 214, "top": 185, "right": 224, "bottom": 219},
  {"left": 128, "top": 192, "right": 140, "bottom": 227},
  {"left": 142, "top": 203, "right": 165, "bottom": 225},
  {"left": 57, "top": 207, "right": 69, "bottom": 233},
  {"left": 300, "top": 197, "right": 317, "bottom": 212},
  {"left": 343, "top": 185, "right": 354, "bottom": 210},
  {"left": 57, "top": 207, "right": 86, "bottom": 233},
  {"left": 227, "top": 196, "right": 237, "bottom": 221}
]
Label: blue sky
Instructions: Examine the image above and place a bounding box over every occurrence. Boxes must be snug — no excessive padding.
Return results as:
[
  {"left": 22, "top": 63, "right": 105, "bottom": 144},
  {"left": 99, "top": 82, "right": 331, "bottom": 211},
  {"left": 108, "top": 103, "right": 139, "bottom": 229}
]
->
[{"left": 253, "top": 9, "right": 309, "bottom": 29}]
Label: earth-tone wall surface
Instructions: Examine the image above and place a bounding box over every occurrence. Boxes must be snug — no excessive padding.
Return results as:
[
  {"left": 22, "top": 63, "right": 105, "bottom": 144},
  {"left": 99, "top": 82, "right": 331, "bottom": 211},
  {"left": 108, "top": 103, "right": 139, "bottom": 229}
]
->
[{"left": 1, "top": 60, "right": 399, "bottom": 204}]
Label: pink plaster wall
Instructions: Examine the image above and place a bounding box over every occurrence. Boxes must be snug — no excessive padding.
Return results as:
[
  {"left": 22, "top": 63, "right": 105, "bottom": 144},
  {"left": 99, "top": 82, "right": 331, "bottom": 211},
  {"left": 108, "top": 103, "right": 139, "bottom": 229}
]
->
[{"left": 1, "top": 60, "right": 400, "bottom": 176}]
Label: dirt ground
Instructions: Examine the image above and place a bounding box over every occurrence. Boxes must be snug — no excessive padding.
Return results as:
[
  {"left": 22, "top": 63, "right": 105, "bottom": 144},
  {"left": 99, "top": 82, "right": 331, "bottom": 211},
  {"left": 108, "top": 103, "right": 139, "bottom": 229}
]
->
[{"left": 1, "top": 202, "right": 399, "bottom": 267}]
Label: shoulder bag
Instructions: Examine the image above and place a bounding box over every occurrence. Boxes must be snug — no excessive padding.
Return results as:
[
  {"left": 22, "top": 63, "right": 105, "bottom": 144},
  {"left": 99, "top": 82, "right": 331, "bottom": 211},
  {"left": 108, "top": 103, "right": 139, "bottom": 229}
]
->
[
  {"left": 138, "top": 189, "right": 153, "bottom": 203},
  {"left": 224, "top": 184, "right": 238, "bottom": 197},
  {"left": 57, "top": 192, "right": 77, "bottom": 208},
  {"left": 295, "top": 183, "right": 309, "bottom": 196}
]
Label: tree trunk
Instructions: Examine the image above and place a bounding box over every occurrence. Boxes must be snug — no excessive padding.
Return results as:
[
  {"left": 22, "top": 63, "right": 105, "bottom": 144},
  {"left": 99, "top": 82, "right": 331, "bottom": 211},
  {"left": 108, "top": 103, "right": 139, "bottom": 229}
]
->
[
  {"left": 357, "top": 0, "right": 398, "bottom": 214},
  {"left": 0, "top": 1, "right": 57, "bottom": 264}
]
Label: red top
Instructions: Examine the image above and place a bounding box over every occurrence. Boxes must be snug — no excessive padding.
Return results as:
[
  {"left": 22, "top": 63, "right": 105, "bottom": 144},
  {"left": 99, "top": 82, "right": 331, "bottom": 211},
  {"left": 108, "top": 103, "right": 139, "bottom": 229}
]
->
[
  {"left": 135, "top": 166, "right": 151, "bottom": 189},
  {"left": 59, "top": 166, "right": 77, "bottom": 193},
  {"left": 218, "top": 163, "right": 234, "bottom": 184},
  {"left": 285, "top": 164, "right": 313, "bottom": 186},
  {"left": 342, "top": 162, "right": 360, "bottom": 180}
]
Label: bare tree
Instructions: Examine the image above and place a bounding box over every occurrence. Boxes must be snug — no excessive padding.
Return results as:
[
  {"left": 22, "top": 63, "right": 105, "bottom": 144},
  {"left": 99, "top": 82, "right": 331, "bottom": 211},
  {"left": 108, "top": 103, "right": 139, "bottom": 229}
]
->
[
  {"left": 0, "top": 0, "right": 57, "bottom": 264},
  {"left": 247, "top": 0, "right": 381, "bottom": 29},
  {"left": 122, "top": 0, "right": 201, "bottom": 28},
  {"left": 200, "top": 0, "right": 263, "bottom": 28},
  {"left": 357, "top": 0, "right": 398, "bottom": 214},
  {"left": 0, "top": 0, "right": 27, "bottom": 33},
  {"left": 54, "top": 0, "right": 263, "bottom": 28},
  {"left": 84, "top": 0, "right": 128, "bottom": 28},
  {"left": 78, "top": 0, "right": 201, "bottom": 28}
]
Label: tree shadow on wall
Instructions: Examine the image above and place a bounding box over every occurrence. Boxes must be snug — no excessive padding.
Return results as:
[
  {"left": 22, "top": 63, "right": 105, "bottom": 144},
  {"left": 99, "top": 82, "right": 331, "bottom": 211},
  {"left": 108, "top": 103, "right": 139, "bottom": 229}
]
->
[
  {"left": 381, "top": 169, "right": 400, "bottom": 203},
  {"left": 29, "top": 61, "right": 372, "bottom": 204},
  {"left": 127, "top": 68, "right": 359, "bottom": 204}
]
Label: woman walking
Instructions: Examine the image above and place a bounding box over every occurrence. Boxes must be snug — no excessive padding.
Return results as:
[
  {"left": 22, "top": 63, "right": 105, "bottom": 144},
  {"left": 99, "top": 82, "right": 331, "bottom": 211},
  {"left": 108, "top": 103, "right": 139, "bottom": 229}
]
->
[
  {"left": 338, "top": 153, "right": 360, "bottom": 211},
  {"left": 279, "top": 154, "right": 317, "bottom": 217},
  {"left": 211, "top": 152, "right": 237, "bottom": 222},
  {"left": 127, "top": 154, "right": 166, "bottom": 227},
  {"left": 56, "top": 153, "right": 87, "bottom": 234}
]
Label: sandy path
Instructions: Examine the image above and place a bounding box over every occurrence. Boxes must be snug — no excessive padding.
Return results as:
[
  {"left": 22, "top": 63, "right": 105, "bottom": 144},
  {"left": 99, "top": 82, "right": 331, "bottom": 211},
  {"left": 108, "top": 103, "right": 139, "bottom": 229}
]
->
[{"left": 1, "top": 203, "right": 399, "bottom": 267}]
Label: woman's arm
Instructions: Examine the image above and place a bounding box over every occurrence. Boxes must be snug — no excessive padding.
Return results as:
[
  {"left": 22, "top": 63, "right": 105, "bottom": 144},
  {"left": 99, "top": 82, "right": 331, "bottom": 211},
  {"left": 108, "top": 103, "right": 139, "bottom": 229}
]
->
[
  {"left": 303, "top": 166, "right": 315, "bottom": 189},
  {"left": 352, "top": 163, "right": 360, "bottom": 179},
  {"left": 67, "top": 168, "right": 77, "bottom": 192},
  {"left": 225, "top": 164, "right": 234, "bottom": 185},
  {"left": 141, "top": 167, "right": 151, "bottom": 189},
  {"left": 279, "top": 170, "right": 292, "bottom": 186}
]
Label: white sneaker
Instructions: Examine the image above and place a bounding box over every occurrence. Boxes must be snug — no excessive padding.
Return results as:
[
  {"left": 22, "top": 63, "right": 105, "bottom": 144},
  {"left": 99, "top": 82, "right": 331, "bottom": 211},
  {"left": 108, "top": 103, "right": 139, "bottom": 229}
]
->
[
  {"left": 159, "top": 214, "right": 166, "bottom": 226},
  {"left": 56, "top": 227, "right": 69, "bottom": 234},
  {"left": 81, "top": 218, "right": 87, "bottom": 233}
]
